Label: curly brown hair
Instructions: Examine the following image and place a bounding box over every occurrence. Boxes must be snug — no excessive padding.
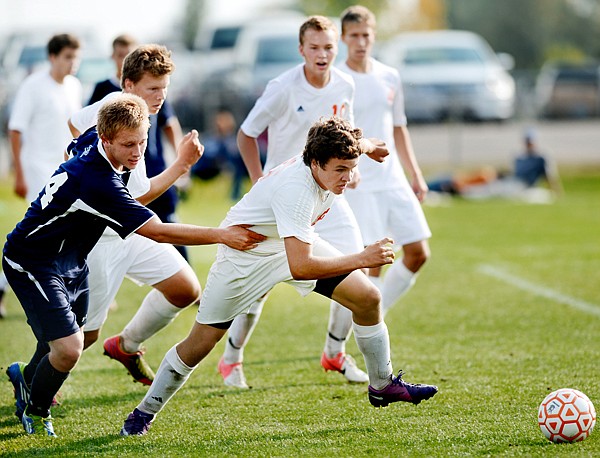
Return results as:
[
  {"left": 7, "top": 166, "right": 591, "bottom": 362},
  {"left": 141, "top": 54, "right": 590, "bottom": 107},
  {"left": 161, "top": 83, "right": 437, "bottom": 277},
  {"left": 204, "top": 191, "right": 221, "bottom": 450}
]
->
[
  {"left": 121, "top": 44, "right": 175, "bottom": 86},
  {"left": 302, "top": 116, "right": 363, "bottom": 168}
]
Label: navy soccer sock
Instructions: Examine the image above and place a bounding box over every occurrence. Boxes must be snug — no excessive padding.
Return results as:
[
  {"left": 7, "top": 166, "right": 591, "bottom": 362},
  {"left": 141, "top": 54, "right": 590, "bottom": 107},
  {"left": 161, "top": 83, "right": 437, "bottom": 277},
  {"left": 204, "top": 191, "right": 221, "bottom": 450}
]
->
[{"left": 26, "top": 355, "right": 69, "bottom": 418}]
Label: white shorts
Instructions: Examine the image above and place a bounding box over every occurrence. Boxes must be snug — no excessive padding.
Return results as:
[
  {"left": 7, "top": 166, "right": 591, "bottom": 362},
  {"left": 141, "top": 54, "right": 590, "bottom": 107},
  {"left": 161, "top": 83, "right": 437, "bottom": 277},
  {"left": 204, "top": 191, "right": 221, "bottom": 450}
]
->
[
  {"left": 315, "top": 196, "right": 364, "bottom": 255},
  {"left": 345, "top": 187, "right": 431, "bottom": 246},
  {"left": 196, "top": 238, "right": 341, "bottom": 325},
  {"left": 85, "top": 234, "right": 187, "bottom": 331}
]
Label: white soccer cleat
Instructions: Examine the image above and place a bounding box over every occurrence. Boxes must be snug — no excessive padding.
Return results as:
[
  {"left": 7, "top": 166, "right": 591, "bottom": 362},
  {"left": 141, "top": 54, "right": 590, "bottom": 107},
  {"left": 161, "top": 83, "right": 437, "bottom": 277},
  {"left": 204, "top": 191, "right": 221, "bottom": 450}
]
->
[
  {"left": 321, "top": 352, "right": 369, "bottom": 383},
  {"left": 218, "top": 357, "right": 250, "bottom": 389}
]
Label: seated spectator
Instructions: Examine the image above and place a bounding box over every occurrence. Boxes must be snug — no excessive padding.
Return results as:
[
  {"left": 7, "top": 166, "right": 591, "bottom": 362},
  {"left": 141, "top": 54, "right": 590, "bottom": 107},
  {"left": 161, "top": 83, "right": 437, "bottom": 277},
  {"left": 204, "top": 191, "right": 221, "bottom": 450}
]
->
[{"left": 428, "top": 129, "right": 563, "bottom": 202}]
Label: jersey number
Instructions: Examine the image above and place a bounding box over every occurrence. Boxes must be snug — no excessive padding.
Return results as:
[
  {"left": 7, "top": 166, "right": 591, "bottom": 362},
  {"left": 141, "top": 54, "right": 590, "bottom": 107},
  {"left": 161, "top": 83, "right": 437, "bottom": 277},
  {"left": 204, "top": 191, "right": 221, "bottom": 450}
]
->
[
  {"left": 40, "top": 172, "right": 68, "bottom": 209},
  {"left": 332, "top": 103, "right": 348, "bottom": 118}
]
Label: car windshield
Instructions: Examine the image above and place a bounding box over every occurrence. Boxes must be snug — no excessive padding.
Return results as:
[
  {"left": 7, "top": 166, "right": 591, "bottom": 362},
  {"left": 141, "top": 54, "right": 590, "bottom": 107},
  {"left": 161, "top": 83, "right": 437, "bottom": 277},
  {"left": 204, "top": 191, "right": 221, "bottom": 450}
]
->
[
  {"left": 403, "top": 47, "right": 484, "bottom": 65},
  {"left": 256, "top": 37, "right": 302, "bottom": 65},
  {"left": 211, "top": 27, "right": 241, "bottom": 50},
  {"left": 18, "top": 45, "right": 47, "bottom": 68}
]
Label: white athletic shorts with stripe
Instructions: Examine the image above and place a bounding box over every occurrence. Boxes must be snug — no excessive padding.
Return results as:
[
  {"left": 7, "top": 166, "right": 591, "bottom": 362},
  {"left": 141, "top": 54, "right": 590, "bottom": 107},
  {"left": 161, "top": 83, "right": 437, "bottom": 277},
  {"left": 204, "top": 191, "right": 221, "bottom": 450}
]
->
[
  {"left": 345, "top": 187, "right": 431, "bottom": 247},
  {"left": 196, "top": 236, "right": 343, "bottom": 325},
  {"left": 85, "top": 233, "right": 187, "bottom": 330}
]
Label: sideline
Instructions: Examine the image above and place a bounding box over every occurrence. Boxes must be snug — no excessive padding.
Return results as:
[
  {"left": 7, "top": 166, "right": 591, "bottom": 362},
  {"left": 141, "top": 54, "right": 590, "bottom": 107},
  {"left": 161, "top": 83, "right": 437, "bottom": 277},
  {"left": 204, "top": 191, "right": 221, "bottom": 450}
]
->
[{"left": 477, "top": 264, "right": 600, "bottom": 318}]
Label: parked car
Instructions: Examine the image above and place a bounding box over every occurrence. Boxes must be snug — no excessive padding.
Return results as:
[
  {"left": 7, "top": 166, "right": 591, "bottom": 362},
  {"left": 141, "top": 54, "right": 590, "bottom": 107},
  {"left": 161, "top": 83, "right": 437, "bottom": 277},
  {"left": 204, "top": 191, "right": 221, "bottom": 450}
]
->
[
  {"left": 535, "top": 60, "right": 600, "bottom": 119},
  {"left": 378, "top": 30, "right": 516, "bottom": 122},
  {"left": 172, "top": 12, "right": 306, "bottom": 131}
]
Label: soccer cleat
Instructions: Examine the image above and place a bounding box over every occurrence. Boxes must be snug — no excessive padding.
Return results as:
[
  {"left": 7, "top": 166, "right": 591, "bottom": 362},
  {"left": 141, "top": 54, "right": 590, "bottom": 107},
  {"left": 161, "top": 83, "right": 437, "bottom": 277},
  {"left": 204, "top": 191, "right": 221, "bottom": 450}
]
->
[
  {"left": 217, "top": 357, "right": 249, "bottom": 389},
  {"left": 6, "top": 361, "right": 29, "bottom": 420},
  {"left": 120, "top": 408, "right": 154, "bottom": 436},
  {"left": 22, "top": 412, "right": 57, "bottom": 437},
  {"left": 103, "top": 335, "right": 155, "bottom": 386},
  {"left": 321, "top": 352, "right": 369, "bottom": 383},
  {"left": 368, "top": 370, "right": 438, "bottom": 407}
]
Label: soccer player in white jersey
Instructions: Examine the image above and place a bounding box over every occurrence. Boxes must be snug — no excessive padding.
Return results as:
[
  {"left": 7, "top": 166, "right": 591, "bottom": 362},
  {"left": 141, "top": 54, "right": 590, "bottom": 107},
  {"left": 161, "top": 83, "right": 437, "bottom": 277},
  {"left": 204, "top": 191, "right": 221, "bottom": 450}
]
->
[
  {"left": 339, "top": 6, "right": 431, "bottom": 318},
  {"left": 217, "top": 15, "right": 369, "bottom": 388},
  {"left": 67, "top": 44, "right": 258, "bottom": 385},
  {"left": 1, "top": 34, "right": 83, "bottom": 318},
  {"left": 120, "top": 117, "right": 438, "bottom": 436},
  {"left": 9, "top": 33, "right": 82, "bottom": 203}
]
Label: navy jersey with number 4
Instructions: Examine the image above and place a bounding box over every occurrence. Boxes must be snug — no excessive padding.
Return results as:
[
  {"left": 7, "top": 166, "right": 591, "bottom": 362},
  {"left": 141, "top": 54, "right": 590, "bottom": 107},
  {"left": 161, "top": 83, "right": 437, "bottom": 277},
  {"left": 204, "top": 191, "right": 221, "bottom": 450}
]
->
[{"left": 3, "top": 128, "right": 155, "bottom": 276}]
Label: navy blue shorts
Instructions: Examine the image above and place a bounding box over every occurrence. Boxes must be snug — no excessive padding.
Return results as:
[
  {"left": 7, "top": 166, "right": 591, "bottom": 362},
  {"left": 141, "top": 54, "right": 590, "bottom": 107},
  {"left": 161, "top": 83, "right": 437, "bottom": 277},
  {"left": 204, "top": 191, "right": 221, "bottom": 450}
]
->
[{"left": 2, "top": 256, "right": 89, "bottom": 343}]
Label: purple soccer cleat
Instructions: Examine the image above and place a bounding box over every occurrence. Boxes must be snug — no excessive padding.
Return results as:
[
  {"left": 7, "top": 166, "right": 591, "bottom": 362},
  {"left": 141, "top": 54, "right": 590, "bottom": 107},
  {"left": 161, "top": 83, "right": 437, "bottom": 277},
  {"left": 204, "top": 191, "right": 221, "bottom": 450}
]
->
[
  {"left": 120, "top": 408, "right": 155, "bottom": 436},
  {"left": 368, "top": 370, "right": 438, "bottom": 407}
]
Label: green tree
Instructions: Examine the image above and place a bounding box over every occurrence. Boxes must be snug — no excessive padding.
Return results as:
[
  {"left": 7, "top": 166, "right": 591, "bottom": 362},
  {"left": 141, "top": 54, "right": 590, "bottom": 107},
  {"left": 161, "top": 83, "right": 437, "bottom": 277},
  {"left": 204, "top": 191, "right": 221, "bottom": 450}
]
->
[
  {"left": 446, "top": 0, "right": 600, "bottom": 69},
  {"left": 298, "top": 0, "right": 390, "bottom": 18}
]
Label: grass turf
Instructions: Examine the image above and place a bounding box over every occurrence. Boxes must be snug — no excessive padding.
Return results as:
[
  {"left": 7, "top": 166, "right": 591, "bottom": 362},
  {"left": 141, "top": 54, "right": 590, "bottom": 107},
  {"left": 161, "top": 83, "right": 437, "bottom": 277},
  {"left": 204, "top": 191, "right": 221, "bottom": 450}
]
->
[{"left": 0, "top": 169, "right": 598, "bottom": 457}]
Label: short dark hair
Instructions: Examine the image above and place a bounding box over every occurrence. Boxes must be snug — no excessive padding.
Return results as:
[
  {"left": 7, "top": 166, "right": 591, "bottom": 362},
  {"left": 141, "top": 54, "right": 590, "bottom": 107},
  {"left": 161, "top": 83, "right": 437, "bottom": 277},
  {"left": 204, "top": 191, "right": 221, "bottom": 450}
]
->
[
  {"left": 121, "top": 44, "right": 175, "bottom": 86},
  {"left": 303, "top": 117, "right": 363, "bottom": 168},
  {"left": 340, "top": 5, "right": 376, "bottom": 35},
  {"left": 97, "top": 93, "right": 150, "bottom": 141},
  {"left": 47, "top": 33, "right": 80, "bottom": 56},
  {"left": 112, "top": 34, "right": 137, "bottom": 50}
]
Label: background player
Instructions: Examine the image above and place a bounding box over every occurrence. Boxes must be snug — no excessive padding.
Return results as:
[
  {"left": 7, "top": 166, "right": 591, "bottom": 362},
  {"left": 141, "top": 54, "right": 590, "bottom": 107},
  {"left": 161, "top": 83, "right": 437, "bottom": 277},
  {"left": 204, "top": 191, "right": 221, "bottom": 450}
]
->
[{"left": 340, "top": 5, "right": 431, "bottom": 317}]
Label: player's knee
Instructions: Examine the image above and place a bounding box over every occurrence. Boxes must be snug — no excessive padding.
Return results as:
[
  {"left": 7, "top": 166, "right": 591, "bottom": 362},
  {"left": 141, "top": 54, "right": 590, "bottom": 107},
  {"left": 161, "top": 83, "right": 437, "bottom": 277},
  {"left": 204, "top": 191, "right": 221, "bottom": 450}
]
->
[
  {"left": 363, "top": 283, "right": 382, "bottom": 309},
  {"left": 52, "top": 346, "right": 82, "bottom": 371},
  {"left": 405, "top": 245, "right": 430, "bottom": 272},
  {"left": 352, "top": 283, "right": 381, "bottom": 312},
  {"left": 170, "top": 282, "right": 201, "bottom": 308}
]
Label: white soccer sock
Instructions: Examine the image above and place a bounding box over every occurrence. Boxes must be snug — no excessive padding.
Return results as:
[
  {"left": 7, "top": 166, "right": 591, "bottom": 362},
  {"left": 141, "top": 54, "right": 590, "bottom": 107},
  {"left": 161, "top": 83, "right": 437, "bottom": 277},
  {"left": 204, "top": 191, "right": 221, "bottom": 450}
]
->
[
  {"left": 381, "top": 262, "right": 417, "bottom": 315},
  {"left": 352, "top": 321, "right": 392, "bottom": 390},
  {"left": 222, "top": 295, "right": 267, "bottom": 364},
  {"left": 121, "top": 289, "right": 183, "bottom": 353},
  {"left": 138, "top": 345, "right": 195, "bottom": 416},
  {"left": 323, "top": 301, "right": 353, "bottom": 357}
]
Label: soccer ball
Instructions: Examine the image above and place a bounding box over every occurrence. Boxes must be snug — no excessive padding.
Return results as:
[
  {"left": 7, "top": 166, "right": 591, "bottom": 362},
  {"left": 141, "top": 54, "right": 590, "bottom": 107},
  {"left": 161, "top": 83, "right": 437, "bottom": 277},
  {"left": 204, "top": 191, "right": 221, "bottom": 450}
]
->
[{"left": 538, "top": 388, "right": 596, "bottom": 443}]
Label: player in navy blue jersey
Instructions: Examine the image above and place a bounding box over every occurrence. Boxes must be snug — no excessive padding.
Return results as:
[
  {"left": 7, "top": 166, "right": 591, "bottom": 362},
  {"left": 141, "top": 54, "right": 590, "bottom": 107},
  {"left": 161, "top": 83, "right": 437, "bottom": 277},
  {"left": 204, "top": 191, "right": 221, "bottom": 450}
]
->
[
  {"left": 87, "top": 35, "right": 188, "bottom": 259},
  {"left": 3, "top": 94, "right": 265, "bottom": 438}
]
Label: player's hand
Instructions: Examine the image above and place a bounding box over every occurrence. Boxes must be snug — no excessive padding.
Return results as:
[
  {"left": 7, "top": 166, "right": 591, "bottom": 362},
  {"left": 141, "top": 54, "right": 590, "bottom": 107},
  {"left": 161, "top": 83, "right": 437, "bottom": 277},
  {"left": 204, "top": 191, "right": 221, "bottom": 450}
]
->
[
  {"left": 363, "top": 138, "right": 389, "bottom": 163},
  {"left": 221, "top": 224, "right": 267, "bottom": 250},
  {"left": 176, "top": 130, "right": 204, "bottom": 168},
  {"left": 14, "top": 173, "right": 27, "bottom": 199},
  {"left": 411, "top": 175, "right": 429, "bottom": 203},
  {"left": 361, "top": 238, "right": 395, "bottom": 268}
]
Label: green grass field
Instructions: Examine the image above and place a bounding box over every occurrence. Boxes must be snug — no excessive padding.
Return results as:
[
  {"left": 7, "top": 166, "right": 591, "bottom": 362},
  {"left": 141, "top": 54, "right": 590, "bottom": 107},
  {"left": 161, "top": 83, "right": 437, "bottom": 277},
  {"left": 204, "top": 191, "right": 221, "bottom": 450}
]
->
[{"left": 0, "top": 169, "right": 599, "bottom": 457}]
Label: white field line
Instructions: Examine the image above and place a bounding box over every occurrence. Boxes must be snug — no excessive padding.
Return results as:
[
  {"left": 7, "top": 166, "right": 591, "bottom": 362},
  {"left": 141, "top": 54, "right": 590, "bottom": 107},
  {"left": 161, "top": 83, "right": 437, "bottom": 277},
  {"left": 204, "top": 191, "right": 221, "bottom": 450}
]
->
[{"left": 477, "top": 264, "right": 600, "bottom": 318}]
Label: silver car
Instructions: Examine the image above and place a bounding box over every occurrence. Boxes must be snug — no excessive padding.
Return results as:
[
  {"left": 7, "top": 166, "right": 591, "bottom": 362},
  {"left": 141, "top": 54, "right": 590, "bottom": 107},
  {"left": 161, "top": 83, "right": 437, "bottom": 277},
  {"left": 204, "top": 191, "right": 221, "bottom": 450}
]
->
[{"left": 378, "top": 30, "right": 515, "bottom": 122}]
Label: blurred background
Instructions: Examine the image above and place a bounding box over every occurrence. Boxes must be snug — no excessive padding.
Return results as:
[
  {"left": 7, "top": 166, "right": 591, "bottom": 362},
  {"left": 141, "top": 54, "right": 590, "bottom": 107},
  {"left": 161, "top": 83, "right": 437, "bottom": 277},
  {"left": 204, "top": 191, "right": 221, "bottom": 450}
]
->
[{"left": 1, "top": 0, "right": 600, "bottom": 178}]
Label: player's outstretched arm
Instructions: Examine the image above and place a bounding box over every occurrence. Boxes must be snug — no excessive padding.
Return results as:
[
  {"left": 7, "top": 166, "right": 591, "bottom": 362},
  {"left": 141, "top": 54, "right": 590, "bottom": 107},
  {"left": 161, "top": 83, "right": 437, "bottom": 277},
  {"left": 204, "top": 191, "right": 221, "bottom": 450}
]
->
[
  {"left": 284, "top": 237, "right": 395, "bottom": 280},
  {"left": 136, "top": 216, "right": 266, "bottom": 250},
  {"left": 137, "top": 130, "right": 204, "bottom": 205}
]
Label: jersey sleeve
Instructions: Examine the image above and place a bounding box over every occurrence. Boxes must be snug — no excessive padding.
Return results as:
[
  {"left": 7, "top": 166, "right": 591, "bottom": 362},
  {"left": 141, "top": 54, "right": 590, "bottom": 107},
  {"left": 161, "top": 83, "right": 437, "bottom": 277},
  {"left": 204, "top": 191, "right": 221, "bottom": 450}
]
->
[
  {"left": 82, "top": 174, "right": 155, "bottom": 239},
  {"left": 8, "top": 78, "right": 35, "bottom": 132},
  {"left": 70, "top": 92, "right": 119, "bottom": 134},
  {"left": 392, "top": 70, "right": 408, "bottom": 126},
  {"left": 271, "top": 181, "right": 316, "bottom": 244},
  {"left": 240, "top": 79, "right": 286, "bottom": 138}
]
